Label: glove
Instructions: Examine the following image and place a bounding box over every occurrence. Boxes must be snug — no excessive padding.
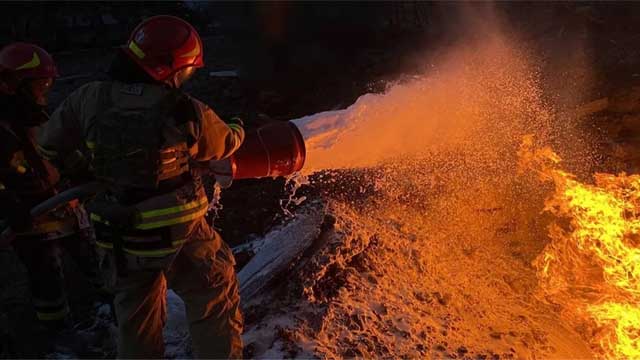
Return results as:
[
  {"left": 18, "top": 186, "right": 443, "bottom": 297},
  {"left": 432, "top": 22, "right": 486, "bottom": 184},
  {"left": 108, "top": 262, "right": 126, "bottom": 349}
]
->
[{"left": 209, "top": 159, "right": 233, "bottom": 189}]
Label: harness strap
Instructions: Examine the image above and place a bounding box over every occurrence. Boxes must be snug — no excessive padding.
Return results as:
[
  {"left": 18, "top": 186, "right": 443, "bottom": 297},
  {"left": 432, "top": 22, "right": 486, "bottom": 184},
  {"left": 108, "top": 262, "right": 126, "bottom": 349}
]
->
[{"left": 90, "top": 195, "right": 208, "bottom": 258}]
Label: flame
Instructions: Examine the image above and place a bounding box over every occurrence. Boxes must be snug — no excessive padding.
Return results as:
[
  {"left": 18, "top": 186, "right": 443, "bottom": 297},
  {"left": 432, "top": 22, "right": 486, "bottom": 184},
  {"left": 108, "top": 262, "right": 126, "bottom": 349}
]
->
[{"left": 520, "top": 135, "right": 640, "bottom": 358}]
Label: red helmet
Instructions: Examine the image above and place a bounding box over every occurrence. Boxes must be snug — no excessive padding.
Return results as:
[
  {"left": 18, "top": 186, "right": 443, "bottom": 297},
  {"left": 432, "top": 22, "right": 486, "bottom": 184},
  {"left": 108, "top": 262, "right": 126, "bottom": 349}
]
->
[
  {"left": 0, "top": 42, "right": 58, "bottom": 93},
  {"left": 123, "top": 15, "right": 204, "bottom": 82}
]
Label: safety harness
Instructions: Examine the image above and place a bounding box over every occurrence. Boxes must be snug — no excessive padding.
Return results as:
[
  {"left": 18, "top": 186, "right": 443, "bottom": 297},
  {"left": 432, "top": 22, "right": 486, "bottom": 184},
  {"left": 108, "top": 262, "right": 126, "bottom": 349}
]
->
[
  {"left": 85, "top": 83, "right": 207, "bottom": 263},
  {"left": 90, "top": 194, "right": 208, "bottom": 257}
]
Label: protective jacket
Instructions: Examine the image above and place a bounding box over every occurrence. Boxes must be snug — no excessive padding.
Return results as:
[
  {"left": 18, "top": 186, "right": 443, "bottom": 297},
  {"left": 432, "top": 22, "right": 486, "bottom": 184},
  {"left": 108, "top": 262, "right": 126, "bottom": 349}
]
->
[
  {"left": 0, "top": 95, "right": 76, "bottom": 239},
  {"left": 0, "top": 95, "right": 96, "bottom": 325},
  {"left": 37, "top": 80, "right": 245, "bottom": 358},
  {"left": 37, "top": 81, "right": 245, "bottom": 257}
]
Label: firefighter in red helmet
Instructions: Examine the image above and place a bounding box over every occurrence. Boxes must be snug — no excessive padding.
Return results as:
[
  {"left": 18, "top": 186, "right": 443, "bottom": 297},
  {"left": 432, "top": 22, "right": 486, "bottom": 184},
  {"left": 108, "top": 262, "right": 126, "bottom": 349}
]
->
[
  {"left": 38, "top": 16, "right": 244, "bottom": 358},
  {"left": 0, "top": 42, "right": 100, "bottom": 354}
]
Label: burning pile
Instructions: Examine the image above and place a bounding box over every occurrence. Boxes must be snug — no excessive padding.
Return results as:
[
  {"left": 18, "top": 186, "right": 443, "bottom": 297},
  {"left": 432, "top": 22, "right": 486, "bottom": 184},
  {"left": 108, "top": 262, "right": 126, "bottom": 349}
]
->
[
  {"left": 520, "top": 135, "right": 640, "bottom": 359},
  {"left": 258, "top": 28, "right": 598, "bottom": 358}
]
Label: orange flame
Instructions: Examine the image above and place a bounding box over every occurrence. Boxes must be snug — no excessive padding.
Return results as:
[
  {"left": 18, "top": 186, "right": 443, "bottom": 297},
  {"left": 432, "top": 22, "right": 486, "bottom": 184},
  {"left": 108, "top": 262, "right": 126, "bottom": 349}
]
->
[{"left": 520, "top": 135, "right": 640, "bottom": 358}]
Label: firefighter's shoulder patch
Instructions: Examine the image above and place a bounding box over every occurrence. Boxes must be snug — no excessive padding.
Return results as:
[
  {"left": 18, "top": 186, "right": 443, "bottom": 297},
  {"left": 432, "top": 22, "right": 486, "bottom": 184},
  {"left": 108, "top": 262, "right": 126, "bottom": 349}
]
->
[{"left": 120, "top": 84, "right": 144, "bottom": 96}]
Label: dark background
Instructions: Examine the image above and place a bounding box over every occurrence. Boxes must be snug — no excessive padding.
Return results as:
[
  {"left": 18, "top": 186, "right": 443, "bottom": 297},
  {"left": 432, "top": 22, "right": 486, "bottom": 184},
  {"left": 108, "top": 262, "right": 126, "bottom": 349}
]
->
[{"left": 3, "top": 1, "right": 638, "bottom": 117}]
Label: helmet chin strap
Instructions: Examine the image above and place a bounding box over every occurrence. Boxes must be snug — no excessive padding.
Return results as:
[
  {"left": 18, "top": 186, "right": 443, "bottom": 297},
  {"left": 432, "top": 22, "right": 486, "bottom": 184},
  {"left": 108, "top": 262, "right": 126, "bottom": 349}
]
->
[
  {"left": 162, "top": 70, "right": 182, "bottom": 89},
  {"left": 166, "top": 74, "right": 181, "bottom": 89},
  {"left": 165, "top": 66, "right": 196, "bottom": 89}
]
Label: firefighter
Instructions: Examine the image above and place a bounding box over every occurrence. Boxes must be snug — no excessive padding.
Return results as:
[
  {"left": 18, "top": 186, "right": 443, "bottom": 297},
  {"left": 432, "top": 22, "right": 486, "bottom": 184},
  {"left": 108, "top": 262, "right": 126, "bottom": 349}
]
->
[
  {"left": 0, "top": 43, "right": 99, "bottom": 350},
  {"left": 37, "top": 16, "right": 245, "bottom": 358}
]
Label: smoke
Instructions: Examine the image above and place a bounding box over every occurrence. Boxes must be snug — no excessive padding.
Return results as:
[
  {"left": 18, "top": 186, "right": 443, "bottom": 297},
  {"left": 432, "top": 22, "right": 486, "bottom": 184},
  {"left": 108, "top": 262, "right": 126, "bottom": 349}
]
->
[
  {"left": 292, "top": 2, "right": 595, "bottom": 175},
  {"left": 294, "top": 35, "right": 552, "bottom": 174}
]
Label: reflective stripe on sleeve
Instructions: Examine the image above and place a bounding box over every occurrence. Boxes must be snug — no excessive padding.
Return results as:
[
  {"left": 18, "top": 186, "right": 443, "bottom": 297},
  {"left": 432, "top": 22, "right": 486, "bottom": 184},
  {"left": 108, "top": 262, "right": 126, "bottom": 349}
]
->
[
  {"left": 227, "top": 123, "right": 243, "bottom": 132},
  {"left": 128, "top": 41, "right": 146, "bottom": 59}
]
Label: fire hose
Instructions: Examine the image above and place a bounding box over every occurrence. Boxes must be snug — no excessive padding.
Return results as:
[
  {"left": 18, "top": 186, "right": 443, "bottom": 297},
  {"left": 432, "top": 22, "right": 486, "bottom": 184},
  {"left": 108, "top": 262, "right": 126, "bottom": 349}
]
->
[{"left": 0, "top": 181, "right": 107, "bottom": 247}]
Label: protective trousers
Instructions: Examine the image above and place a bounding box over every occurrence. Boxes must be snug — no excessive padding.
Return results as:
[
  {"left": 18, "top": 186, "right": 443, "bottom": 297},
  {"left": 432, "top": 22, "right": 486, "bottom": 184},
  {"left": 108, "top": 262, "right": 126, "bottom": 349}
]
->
[
  {"left": 13, "top": 229, "right": 100, "bottom": 325},
  {"left": 98, "top": 217, "right": 243, "bottom": 359}
]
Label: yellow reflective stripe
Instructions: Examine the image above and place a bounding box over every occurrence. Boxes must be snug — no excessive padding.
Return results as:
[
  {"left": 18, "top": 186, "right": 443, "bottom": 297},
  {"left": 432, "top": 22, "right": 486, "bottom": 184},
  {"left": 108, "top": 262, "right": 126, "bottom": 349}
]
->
[
  {"left": 92, "top": 197, "right": 208, "bottom": 229},
  {"left": 124, "top": 247, "right": 179, "bottom": 257},
  {"left": 85, "top": 141, "right": 96, "bottom": 150},
  {"left": 95, "top": 240, "right": 185, "bottom": 257},
  {"left": 228, "top": 123, "right": 242, "bottom": 132},
  {"left": 140, "top": 197, "right": 208, "bottom": 219},
  {"left": 36, "top": 307, "right": 69, "bottom": 321},
  {"left": 136, "top": 207, "right": 208, "bottom": 230},
  {"left": 97, "top": 239, "right": 186, "bottom": 249},
  {"left": 16, "top": 52, "right": 40, "bottom": 70},
  {"left": 128, "top": 41, "right": 146, "bottom": 59}
]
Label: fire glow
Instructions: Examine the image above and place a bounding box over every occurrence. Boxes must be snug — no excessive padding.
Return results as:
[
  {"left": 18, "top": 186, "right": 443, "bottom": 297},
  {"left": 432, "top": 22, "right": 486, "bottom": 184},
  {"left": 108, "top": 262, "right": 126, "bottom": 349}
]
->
[
  {"left": 290, "top": 26, "right": 599, "bottom": 357},
  {"left": 520, "top": 135, "right": 640, "bottom": 359}
]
